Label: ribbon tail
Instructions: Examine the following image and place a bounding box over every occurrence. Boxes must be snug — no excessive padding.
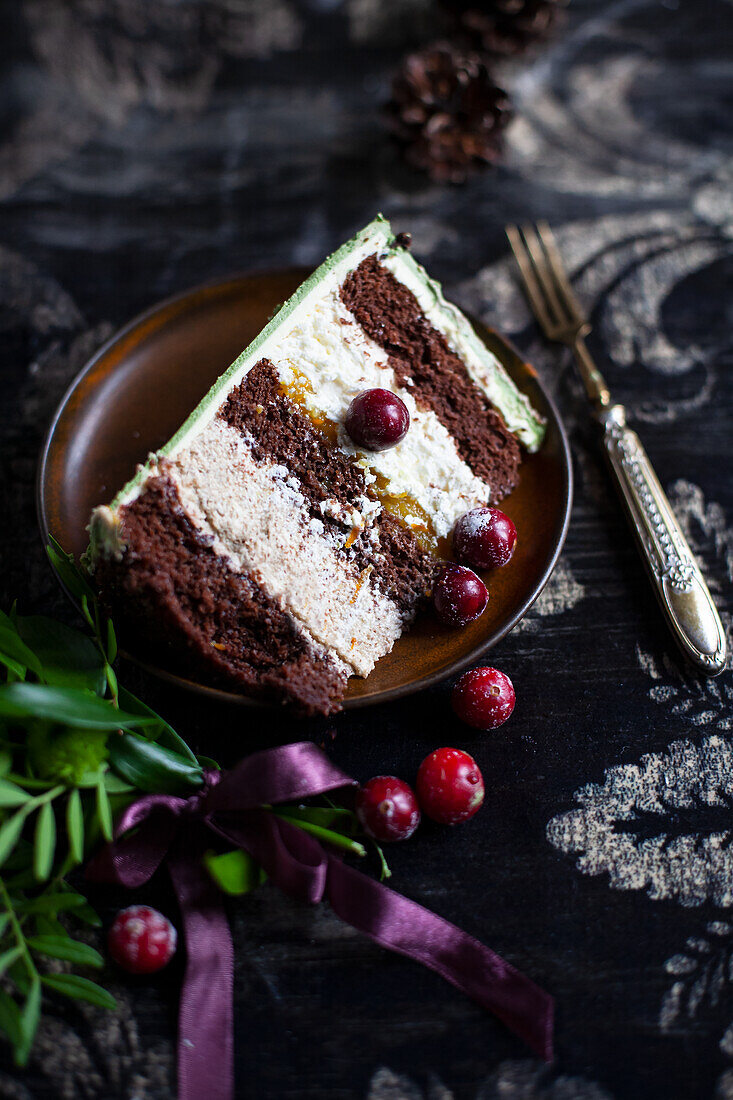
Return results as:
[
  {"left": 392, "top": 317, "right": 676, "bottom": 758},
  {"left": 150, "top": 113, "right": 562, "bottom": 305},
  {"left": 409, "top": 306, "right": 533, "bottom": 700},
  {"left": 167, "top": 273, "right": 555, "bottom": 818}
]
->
[
  {"left": 327, "top": 858, "right": 554, "bottom": 1061},
  {"left": 169, "top": 828, "right": 234, "bottom": 1100}
]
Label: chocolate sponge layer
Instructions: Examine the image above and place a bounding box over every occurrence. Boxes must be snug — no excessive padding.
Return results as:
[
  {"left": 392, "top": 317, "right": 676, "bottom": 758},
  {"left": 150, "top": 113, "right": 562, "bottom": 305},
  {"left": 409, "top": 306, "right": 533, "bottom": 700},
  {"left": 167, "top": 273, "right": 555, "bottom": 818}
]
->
[
  {"left": 94, "top": 476, "right": 349, "bottom": 715},
  {"left": 219, "top": 360, "right": 438, "bottom": 616},
  {"left": 341, "top": 256, "right": 522, "bottom": 499}
]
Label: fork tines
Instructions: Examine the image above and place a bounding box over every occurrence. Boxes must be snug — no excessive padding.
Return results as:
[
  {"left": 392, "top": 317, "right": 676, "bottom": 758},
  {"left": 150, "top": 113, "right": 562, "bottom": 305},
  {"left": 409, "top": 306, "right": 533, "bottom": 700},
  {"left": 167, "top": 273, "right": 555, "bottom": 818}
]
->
[{"left": 505, "top": 222, "right": 586, "bottom": 343}]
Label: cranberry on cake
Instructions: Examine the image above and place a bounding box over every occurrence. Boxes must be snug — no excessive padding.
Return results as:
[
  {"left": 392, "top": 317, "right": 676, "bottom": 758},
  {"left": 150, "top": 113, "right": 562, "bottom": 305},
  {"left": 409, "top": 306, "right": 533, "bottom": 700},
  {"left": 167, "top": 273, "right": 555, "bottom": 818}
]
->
[{"left": 88, "top": 216, "right": 545, "bottom": 715}]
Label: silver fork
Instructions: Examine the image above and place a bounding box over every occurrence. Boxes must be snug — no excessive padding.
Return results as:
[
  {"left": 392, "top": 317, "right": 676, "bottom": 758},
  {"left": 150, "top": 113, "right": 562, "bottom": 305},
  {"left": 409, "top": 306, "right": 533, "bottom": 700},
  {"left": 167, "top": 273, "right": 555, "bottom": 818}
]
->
[{"left": 507, "top": 221, "right": 726, "bottom": 677}]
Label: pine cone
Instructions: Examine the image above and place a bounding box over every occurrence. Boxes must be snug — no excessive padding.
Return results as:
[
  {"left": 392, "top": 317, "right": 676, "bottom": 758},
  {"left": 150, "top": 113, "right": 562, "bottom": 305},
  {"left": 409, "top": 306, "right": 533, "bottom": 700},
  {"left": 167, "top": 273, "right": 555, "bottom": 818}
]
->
[
  {"left": 386, "top": 43, "right": 512, "bottom": 183},
  {"left": 441, "top": 0, "right": 567, "bottom": 57}
]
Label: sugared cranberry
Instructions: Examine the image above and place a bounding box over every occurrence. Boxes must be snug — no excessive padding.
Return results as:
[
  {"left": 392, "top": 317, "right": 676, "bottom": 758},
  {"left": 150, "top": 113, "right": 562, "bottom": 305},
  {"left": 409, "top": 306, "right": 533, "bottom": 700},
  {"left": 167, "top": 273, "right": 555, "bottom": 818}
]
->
[
  {"left": 452, "top": 667, "right": 516, "bottom": 730},
  {"left": 433, "top": 564, "right": 488, "bottom": 627},
  {"left": 416, "top": 748, "right": 485, "bottom": 825},
  {"left": 453, "top": 507, "right": 517, "bottom": 570},
  {"left": 356, "top": 776, "right": 421, "bottom": 842},
  {"left": 108, "top": 905, "right": 177, "bottom": 975},
  {"left": 345, "top": 389, "right": 410, "bottom": 452}
]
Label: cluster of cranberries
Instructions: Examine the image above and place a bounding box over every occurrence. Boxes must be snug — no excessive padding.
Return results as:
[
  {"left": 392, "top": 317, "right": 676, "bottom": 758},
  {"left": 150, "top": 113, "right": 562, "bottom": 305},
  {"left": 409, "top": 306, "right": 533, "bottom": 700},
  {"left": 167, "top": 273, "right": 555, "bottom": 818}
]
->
[
  {"left": 344, "top": 387, "right": 517, "bottom": 632},
  {"left": 107, "top": 663, "right": 516, "bottom": 970},
  {"left": 355, "top": 661, "right": 516, "bottom": 843},
  {"left": 356, "top": 746, "right": 485, "bottom": 841},
  {"left": 434, "top": 506, "right": 518, "bottom": 628}
]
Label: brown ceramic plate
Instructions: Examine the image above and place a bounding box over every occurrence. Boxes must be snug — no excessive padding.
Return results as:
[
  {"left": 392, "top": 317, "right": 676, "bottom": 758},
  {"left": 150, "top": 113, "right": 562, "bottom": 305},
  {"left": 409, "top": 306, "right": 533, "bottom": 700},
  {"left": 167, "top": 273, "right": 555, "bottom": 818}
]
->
[{"left": 37, "top": 269, "right": 572, "bottom": 709}]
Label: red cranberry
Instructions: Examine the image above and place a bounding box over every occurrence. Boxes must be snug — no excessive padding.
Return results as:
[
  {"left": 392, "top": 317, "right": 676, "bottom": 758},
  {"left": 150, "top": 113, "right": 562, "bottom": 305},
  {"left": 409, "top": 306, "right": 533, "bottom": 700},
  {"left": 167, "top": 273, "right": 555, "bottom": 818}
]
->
[
  {"left": 345, "top": 389, "right": 410, "bottom": 452},
  {"left": 356, "top": 776, "right": 421, "bottom": 842},
  {"left": 416, "top": 748, "right": 484, "bottom": 825},
  {"left": 453, "top": 507, "right": 517, "bottom": 570},
  {"left": 452, "top": 667, "right": 516, "bottom": 730},
  {"left": 433, "top": 564, "right": 488, "bottom": 627},
  {"left": 107, "top": 905, "right": 177, "bottom": 975}
]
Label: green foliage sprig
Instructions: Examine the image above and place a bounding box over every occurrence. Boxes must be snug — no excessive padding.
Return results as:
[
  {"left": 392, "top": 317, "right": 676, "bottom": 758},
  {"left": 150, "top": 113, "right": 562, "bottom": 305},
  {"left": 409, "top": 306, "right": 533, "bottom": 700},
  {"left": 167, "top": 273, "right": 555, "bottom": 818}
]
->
[
  {"left": 0, "top": 540, "right": 390, "bottom": 1068},
  {"left": 0, "top": 541, "right": 209, "bottom": 1066}
]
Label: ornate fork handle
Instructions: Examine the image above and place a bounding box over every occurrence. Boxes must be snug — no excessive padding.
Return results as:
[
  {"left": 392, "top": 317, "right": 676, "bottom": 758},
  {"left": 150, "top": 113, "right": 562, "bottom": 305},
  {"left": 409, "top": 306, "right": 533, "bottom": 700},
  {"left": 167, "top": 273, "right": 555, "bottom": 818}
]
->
[{"left": 601, "top": 405, "right": 727, "bottom": 675}]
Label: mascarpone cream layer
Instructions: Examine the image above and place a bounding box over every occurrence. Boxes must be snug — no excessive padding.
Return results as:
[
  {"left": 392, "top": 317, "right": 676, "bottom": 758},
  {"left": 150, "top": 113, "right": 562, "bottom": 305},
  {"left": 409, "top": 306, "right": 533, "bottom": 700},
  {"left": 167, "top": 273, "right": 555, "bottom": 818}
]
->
[
  {"left": 272, "top": 288, "right": 491, "bottom": 539},
  {"left": 166, "top": 418, "right": 403, "bottom": 677}
]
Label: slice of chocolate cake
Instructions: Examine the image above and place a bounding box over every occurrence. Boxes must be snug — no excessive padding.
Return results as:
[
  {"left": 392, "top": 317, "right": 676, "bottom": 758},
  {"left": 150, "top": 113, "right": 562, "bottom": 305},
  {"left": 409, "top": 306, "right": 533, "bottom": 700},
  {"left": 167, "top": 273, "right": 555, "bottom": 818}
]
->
[{"left": 88, "top": 216, "right": 545, "bottom": 715}]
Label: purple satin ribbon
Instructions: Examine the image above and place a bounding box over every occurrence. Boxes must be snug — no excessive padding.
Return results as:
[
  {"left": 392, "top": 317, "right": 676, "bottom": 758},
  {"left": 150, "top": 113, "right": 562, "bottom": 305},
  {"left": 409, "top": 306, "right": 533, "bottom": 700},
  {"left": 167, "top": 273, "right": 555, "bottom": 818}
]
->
[{"left": 88, "top": 742, "right": 553, "bottom": 1100}]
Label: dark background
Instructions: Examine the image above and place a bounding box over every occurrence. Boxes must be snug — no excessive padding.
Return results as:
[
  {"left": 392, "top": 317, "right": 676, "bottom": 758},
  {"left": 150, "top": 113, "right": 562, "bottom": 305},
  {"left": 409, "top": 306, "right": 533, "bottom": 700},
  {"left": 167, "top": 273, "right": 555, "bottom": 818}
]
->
[{"left": 0, "top": 1, "right": 732, "bottom": 1097}]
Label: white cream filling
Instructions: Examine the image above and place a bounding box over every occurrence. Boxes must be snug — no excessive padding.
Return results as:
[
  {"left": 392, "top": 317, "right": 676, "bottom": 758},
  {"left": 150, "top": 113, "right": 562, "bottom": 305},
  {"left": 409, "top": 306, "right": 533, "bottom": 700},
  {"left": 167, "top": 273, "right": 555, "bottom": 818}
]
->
[
  {"left": 165, "top": 419, "right": 404, "bottom": 678},
  {"left": 273, "top": 289, "right": 491, "bottom": 539}
]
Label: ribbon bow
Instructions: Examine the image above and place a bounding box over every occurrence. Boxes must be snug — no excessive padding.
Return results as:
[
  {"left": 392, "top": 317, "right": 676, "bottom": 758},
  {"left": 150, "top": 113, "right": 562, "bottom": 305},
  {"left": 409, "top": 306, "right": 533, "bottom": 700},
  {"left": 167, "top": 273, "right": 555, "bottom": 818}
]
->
[{"left": 88, "top": 742, "right": 553, "bottom": 1100}]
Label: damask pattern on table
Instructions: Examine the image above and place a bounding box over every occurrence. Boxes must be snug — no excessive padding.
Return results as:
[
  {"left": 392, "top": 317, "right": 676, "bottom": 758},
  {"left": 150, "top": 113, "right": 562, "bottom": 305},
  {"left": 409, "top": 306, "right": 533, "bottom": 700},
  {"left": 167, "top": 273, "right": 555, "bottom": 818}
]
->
[{"left": 0, "top": 0, "right": 730, "bottom": 1097}]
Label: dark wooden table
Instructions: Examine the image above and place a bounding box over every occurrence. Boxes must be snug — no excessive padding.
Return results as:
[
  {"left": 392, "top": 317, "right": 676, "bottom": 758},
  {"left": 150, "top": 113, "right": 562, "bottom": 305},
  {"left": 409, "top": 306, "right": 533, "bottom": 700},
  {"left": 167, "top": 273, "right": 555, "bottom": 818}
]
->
[{"left": 1, "top": 1, "right": 731, "bottom": 1097}]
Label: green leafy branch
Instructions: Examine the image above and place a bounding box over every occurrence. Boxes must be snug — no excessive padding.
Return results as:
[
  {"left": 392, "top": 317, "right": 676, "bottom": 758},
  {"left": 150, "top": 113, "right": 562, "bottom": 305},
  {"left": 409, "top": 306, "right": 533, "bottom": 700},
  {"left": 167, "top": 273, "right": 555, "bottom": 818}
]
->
[
  {"left": 0, "top": 541, "right": 389, "bottom": 1068},
  {"left": 0, "top": 543, "right": 209, "bottom": 1066}
]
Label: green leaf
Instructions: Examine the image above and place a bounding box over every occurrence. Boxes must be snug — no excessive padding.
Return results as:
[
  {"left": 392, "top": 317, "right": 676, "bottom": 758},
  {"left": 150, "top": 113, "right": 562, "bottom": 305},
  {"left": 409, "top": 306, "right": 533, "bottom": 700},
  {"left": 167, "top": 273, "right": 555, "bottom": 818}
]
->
[
  {"left": 28, "top": 936, "right": 103, "bottom": 969},
  {"left": 68, "top": 902, "right": 102, "bottom": 928},
  {"left": 0, "top": 749, "right": 12, "bottom": 775},
  {"left": 71, "top": 768, "right": 106, "bottom": 789},
  {"left": 0, "top": 651, "right": 26, "bottom": 681},
  {"left": 8, "top": 959, "right": 31, "bottom": 996},
  {"left": 0, "top": 810, "right": 28, "bottom": 868},
  {"left": 0, "top": 779, "right": 32, "bottom": 808},
  {"left": 105, "top": 663, "right": 118, "bottom": 702},
  {"left": 16, "top": 977, "right": 41, "bottom": 1066},
  {"left": 95, "top": 779, "right": 113, "bottom": 842},
  {"left": 0, "top": 626, "right": 43, "bottom": 680},
  {"left": 33, "top": 801, "right": 56, "bottom": 882},
  {"left": 17, "top": 617, "right": 106, "bottom": 695},
  {"left": 102, "top": 772, "right": 134, "bottom": 794},
  {"left": 66, "top": 789, "right": 84, "bottom": 864},
  {"left": 275, "top": 805, "right": 357, "bottom": 833},
  {"left": 106, "top": 620, "right": 117, "bottom": 664},
  {"left": 0, "top": 913, "right": 10, "bottom": 940},
  {"left": 20, "top": 892, "right": 87, "bottom": 916},
  {"left": 0, "top": 946, "right": 23, "bottom": 979},
  {"left": 109, "top": 731, "right": 203, "bottom": 795},
  {"left": 117, "top": 687, "right": 199, "bottom": 764},
  {"left": 272, "top": 812, "right": 366, "bottom": 858},
  {"left": 33, "top": 915, "right": 66, "bottom": 937},
  {"left": 79, "top": 595, "right": 94, "bottom": 630},
  {"left": 1, "top": 837, "right": 33, "bottom": 871},
  {"left": 5, "top": 869, "right": 37, "bottom": 891},
  {"left": 0, "top": 683, "right": 156, "bottom": 730},
  {"left": 5, "top": 774, "right": 56, "bottom": 791},
  {"left": 46, "top": 540, "right": 96, "bottom": 602},
  {"left": 0, "top": 989, "right": 22, "bottom": 1052},
  {"left": 42, "top": 973, "right": 116, "bottom": 1010},
  {"left": 203, "top": 849, "right": 266, "bottom": 896},
  {"left": 195, "top": 755, "right": 220, "bottom": 771}
]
